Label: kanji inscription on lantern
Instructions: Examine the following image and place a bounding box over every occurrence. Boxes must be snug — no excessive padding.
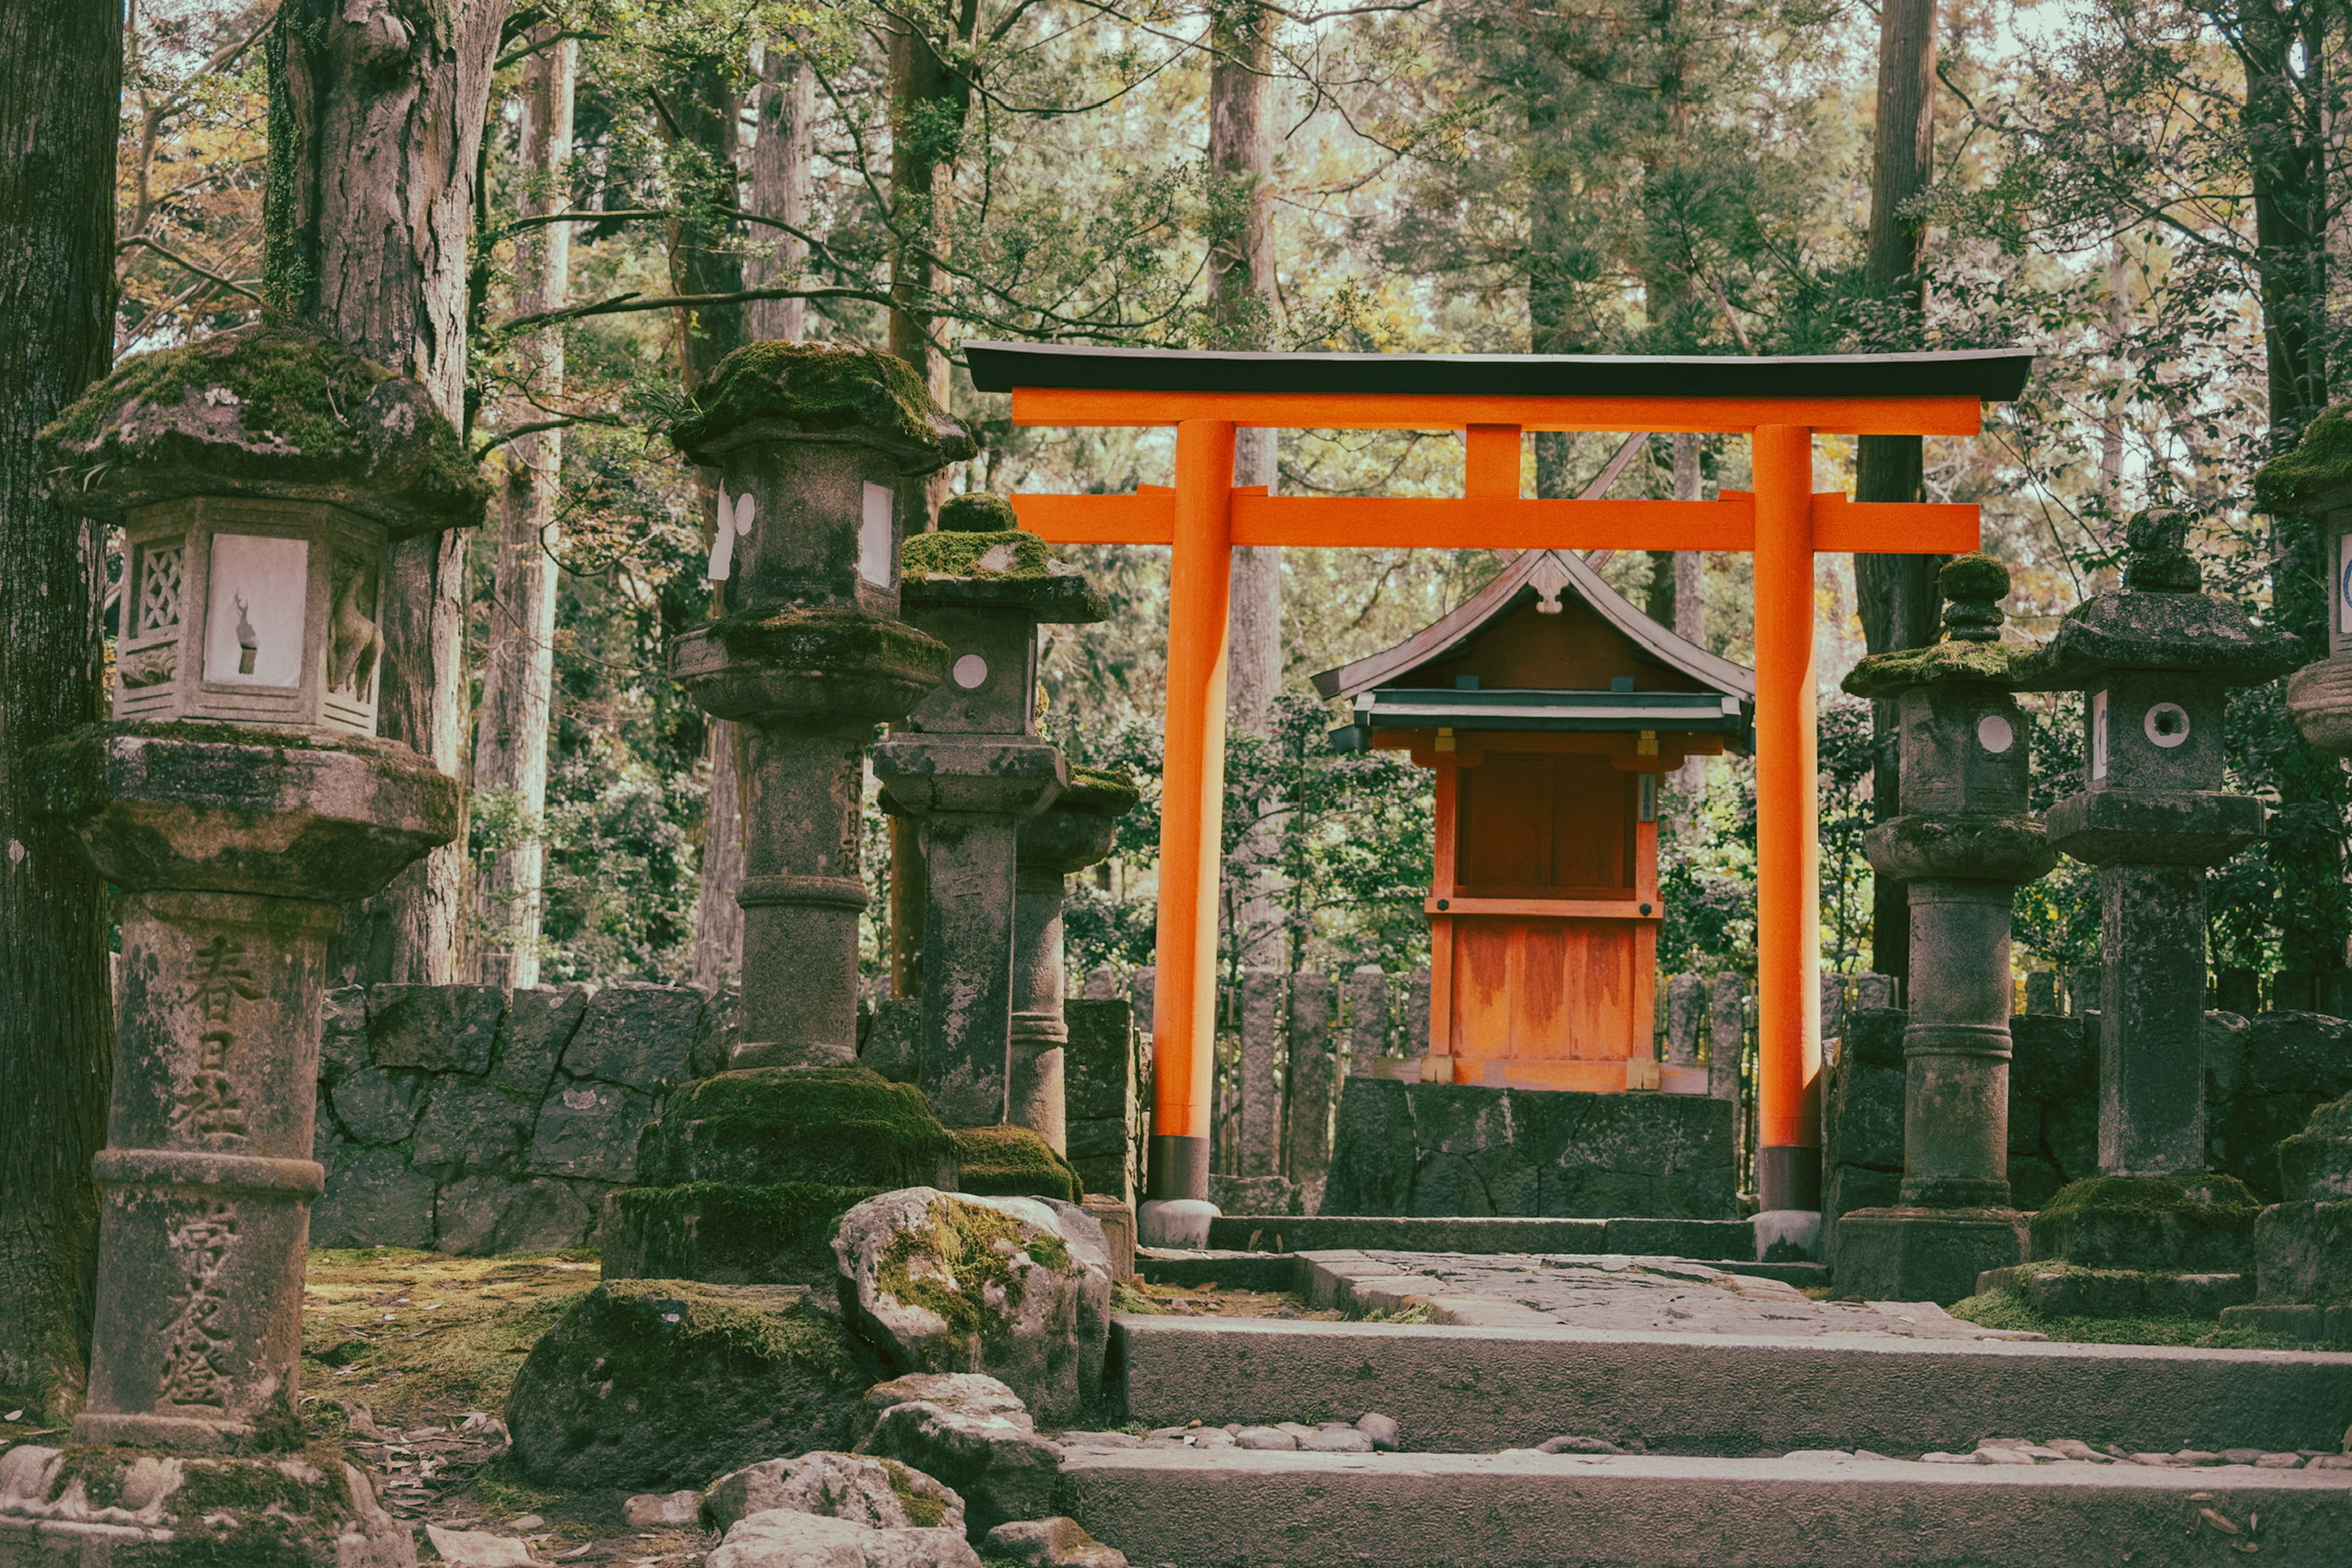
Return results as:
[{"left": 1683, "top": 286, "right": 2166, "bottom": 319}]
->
[
  {"left": 157, "top": 1204, "right": 239, "bottom": 1409},
  {"left": 204, "top": 532, "right": 307, "bottom": 687},
  {"left": 174, "top": 935, "right": 262, "bottom": 1144}
]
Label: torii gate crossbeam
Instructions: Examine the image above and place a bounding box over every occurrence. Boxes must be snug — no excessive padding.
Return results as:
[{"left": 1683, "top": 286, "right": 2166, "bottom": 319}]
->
[{"left": 964, "top": 342, "right": 2034, "bottom": 1231}]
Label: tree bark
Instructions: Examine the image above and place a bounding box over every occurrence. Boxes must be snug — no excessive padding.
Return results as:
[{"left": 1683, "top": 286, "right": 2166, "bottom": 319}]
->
[
  {"left": 472, "top": 29, "right": 575, "bottom": 989},
  {"left": 746, "top": 43, "right": 813, "bottom": 344},
  {"left": 2233, "top": 0, "right": 2340, "bottom": 972},
  {"left": 0, "top": 0, "right": 121, "bottom": 1421},
  {"left": 884, "top": 0, "right": 975, "bottom": 507},
  {"left": 268, "top": 0, "right": 508, "bottom": 986},
  {"left": 1853, "top": 0, "right": 1939, "bottom": 979}
]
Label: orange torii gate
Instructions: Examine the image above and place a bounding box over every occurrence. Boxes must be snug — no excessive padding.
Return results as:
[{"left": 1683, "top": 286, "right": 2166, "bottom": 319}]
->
[{"left": 965, "top": 342, "right": 2034, "bottom": 1230}]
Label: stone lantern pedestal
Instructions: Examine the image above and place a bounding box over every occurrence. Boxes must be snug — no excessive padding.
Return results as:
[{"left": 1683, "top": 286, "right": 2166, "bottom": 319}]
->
[
  {"left": 1996, "top": 511, "right": 2301, "bottom": 1301},
  {"left": 873, "top": 496, "right": 1107, "bottom": 1128},
  {"left": 1834, "top": 556, "right": 2052, "bottom": 1304},
  {"left": 1011, "top": 766, "right": 1142, "bottom": 1149},
  {"left": 29, "top": 321, "right": 473, "bottom": 1496}
]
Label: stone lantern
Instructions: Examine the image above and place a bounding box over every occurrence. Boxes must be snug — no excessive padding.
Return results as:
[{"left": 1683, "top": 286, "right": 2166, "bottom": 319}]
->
[
  {"left": 1012, "top": 765, "right": 1142, "bottom": 1149},
  {"left": 33, "top": 322, "right": 475, "bottom": 1453},
  {"left": 2262, "top": 406, "right": 2352, "bottom": 758},
  {"left": 873, "top": 492, "right": 1105, "bottom": 1128},
  {"left": 1834, "top": 554, "right": 2054, "bottom": 1303},
  {"left": 668, "top": 343, "right": 968, "bottom": 1069},
  {"left": 2007, "top": 509, "right": 2301, "bottom": 1286}
]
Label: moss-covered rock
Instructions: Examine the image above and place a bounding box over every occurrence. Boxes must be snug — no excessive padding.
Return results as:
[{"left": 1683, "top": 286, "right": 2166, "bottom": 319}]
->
[
  {"left": 2255, "top": 401, "right": 2352, "bottom": 516},
  {"left": 2030, "top": 1172, "right": 2262, "bottom": 1274},
  {"left": 0, "top": 1444, "right": 412, "bottom": 1567},
  {"left": 900, "top": 527, "right": 1109, "bottom": 623},
  {"left": 2278, "top": 1089, "right": 2352, "bottom": 1201},
  {"left": 600, "top": 1178, "right": 888, "bottom": 1286},
  {"left": 1059, "top": 766, "right": 1140, "bottom": 818},
  {"left": 635, "top": 1066, "right": 959, "bottom": 1189},
  {"left": 954, "top": 1125, "right": 1083, "bottom": 1202},
  {"left": 39, "top": 321, "right": 487, "bottom": 537},
  {"left": 502, "top": 1278, "right": 881, "bottom": 1491},
  {"left": 669, "top": 342, "right": 974, "bottom": 468},
  {"left": 1842, "top": 638, "right": 2027, "bottom": 698}
]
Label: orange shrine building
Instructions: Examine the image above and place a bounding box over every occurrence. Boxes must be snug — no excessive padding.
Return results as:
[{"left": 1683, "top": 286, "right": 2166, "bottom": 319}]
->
[{"left": 1313, "top": 548, "right": 1753, "bottom": 1095}]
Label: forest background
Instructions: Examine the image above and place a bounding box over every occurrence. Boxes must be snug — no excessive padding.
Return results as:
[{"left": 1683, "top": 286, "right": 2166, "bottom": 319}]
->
[{"left": 107, "top": 0, "right": 2350, "bottom": 997}]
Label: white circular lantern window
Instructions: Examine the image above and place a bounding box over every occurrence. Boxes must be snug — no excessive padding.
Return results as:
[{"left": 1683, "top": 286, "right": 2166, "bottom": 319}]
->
[
  {"left": 1976, "top": 714, "right": 2015, "bottom": 755},
  {"left": 2144, "top": 703, "right": 2191, "bottom": 748},
  {"left": 952, "top": 654, "right": 990, "bottom": 690}
]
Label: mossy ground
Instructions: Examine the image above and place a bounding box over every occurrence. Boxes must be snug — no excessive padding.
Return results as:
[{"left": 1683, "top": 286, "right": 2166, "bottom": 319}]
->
[
  {"left": 1948, "top": 1281, "right": 2310, "bottom": 1349},
  {"left": 953, "top": 1125, "right": 1084, "bottom": 1202}
]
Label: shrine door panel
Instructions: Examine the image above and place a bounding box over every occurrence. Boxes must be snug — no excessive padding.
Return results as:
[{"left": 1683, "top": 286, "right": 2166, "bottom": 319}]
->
[
  {"left": 1457, "top": 754, "right": 1635, "bottom": 898},
  {"left": 1446, "top": 914, "right": 1640, "bottom": 1068}
]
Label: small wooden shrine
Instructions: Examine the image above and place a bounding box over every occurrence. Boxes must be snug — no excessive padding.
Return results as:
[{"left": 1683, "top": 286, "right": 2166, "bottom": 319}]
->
[{"left": 1314, "top": 549, "right": 1754, "bottom": 1093}]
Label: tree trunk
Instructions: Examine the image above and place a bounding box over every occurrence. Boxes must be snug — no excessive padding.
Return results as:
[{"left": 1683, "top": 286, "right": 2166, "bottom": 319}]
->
[
  {"left": 1852, "top": 0, "right": 1939, "bottom": 980},
  {"left": 268, "top": 0, "right": 508, "bottom": 986},
  {"left": 746, "top": 44, "right": 813, "bottom": 344},
  {"left": 660, "top": 54, "right": 747, "bottom": 387},
  {"left": 1208, "top": 0, "right": 1286, "bottom": 963},
  {"left": 1670, "top": 433, "right": 1709, "bottom": 793},
  {"left": 2235, "top": 0, "right": 2340, "bottom": 973},
  {"left": 0, "top": 0, "right": 121, "bottom": 1422},
  {"left": 884, "top": 0, "right": 974, "bottom": 501},
  {"left": 471, "top": 30, "right": 575, "bottom": 989},
  {"left": 696, "top": 40, "right": 813, "bottom": 992}
]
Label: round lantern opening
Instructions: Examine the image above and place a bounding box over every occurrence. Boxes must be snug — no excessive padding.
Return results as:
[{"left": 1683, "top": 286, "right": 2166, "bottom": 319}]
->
[
  {"left": 952, "top": 654, "right": 989, "bottom": 690},
  {"left": 1976, "top": 714, "right": 2015, "bottom": 755},
  {"left": 2144, "top": 703, "right": 2190, "bottom": 747}
]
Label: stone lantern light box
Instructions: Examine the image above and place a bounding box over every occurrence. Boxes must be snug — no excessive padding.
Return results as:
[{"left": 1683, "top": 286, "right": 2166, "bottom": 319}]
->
[{"left": 47, "top": 321, "right": 488, "bottom": 739}]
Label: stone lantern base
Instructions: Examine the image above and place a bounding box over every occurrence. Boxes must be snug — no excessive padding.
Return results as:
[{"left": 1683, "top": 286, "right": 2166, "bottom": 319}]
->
[
  {"left": 1973, "top": 1171, "right": 2263, "bottom": 1320},
  {"left": 0, "top": 1443, "right": 414, "bottom": 1566},
  {"left": 2217, "top": 1089, "right": 2352, "bottom": 1344},
  {"left": 1833, "top": 1205, "right": 2027, "bottom": 1305}
]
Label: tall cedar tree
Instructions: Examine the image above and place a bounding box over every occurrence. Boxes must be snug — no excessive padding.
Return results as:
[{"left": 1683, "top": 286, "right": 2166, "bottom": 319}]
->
[{"left": 0, "top": 0, "right": 122, "bottom": 1420}]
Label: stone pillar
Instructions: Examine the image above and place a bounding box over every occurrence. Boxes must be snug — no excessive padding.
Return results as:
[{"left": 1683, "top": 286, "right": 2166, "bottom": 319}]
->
[
  {"left": 34, "top": 323, "right": 472, "bottom": 1451},
  {"left": 1708, "top": 972, "right": 1746, "bottom": 1101},
  {"left": 1665, "top": 974, "right": 1705, "bottom": 1066},
  {"left": 1286, "top": 972, "right": 1337, "bottom": 1209},
  {"left": 1346, "top": 965, "right": 1389, "bottom": 1076},
  {"left": 2025, "top": 970, "right": 2060, "bottom": 1015},
  {"left": 1010, "top": 768, "right": 1139, "bottom": 1151},
  {"left": 1237, "top": 967, "right": 1285, "bottom": 1177},
  {"left": 875, "top": 492, "right": 1108, "bottom": 1127},
  {"left": 671, "top": 345, "right": 969, "bottom": 1069},
  {"left": 2005, "top": 510, "right": 2301, "bottom": 1287},
  {"left": 1835, "top": 554, "right": 2055, "bottom": 1302}
]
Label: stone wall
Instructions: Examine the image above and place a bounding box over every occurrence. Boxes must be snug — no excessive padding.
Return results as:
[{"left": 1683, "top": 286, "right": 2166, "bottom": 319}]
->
[
  {"left": 1321, "top": 1077, "right": 1741, "bottom": 1220},
  {"left": 1822, "top": 1007, "right": 2352, "bottom": 1264},
  {"left": 311, "top": 982, "right": 731, "bottom": 1254}
]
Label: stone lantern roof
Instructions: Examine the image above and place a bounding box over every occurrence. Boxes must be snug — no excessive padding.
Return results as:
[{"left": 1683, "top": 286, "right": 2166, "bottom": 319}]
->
[
  {"left": 2011, "top": 510, "right": 2302, "bottom": 690},
  {"left": 1842, "top": 553, "right": 2032, "bottom": 698},
  {"left": 900, "top": 491, "right": 1110, "bottom": 623},
  {"left": 2253, "top": 401, "right": 2352, "bottom": 518},
  {"left": 669, "top": 341, "right": 976, "bottom": 469},
  {"left": 39, "top": 321, "right": 488, "bottom": 537}
]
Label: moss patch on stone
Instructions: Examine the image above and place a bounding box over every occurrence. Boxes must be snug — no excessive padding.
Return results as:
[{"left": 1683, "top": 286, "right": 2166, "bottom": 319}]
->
[
  {"left": 707, "top": 604, "right": 947, "bottom": 680},
  {"left": 902, "top": 527, "right": 1064, "bottom": 581},
  {"left": 31, "top": 1444, "right": 367, "bottom": 1568},
  {"left": 2030, "top": 1172, "right": 2262, "bottom": 1274},
  {"left": 1950, "top": 1281, "right": 2307, "bottom": 1349},
  {"left": 635, "top": 1066, "right": 957, "bottom": 1189},
  {"left": 668, "top": 342, "right": 973, "bottom": 467},
  {"left": 1060, "top": 765, "right": 1141, "bottom": 818},
  {"left": 38, "top": 321, "right": 486, "bottom": 534},
  {"left": 1842, "top": 638, "right": 2027, "bottom": 698},
  {"left": 2255, "top": 402, "right": 2352, "bottom": 516},
  {"left": 954, "top": 1125, "right": 1084, "bottom": 1202},
  {"left": 877, "top": 1457, "right": 949, "bottom": 1528},
  {"left": 2038, "top": 1172, "right": 2261, "bottom": 1221},
  {"left": 873, "top": 1196, "right": 1078, "bottom": 1342},
  {"left": 601, "top": 1179, "right": 885, "bottom": 1287},
  {"left": 938, "top": 493, "right": 1020, "bottom": 532}
]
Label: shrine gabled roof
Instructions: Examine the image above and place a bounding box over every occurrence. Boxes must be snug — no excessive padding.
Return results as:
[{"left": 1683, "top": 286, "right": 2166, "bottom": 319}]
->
[
  {"left": 965, "top": 342, "right": 2035, "bottom": 401},
  {"left": 1311, "top": 548, "right": 1756, "bottom": 704}
]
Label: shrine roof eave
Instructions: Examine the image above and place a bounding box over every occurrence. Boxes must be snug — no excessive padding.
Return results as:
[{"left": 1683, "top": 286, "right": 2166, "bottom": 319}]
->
[{"left": 965, "top": 342, "right": 2035, "bottom": 402}]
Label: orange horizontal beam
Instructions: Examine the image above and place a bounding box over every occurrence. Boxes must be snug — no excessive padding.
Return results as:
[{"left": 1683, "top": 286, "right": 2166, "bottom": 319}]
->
[
  {"left": 1009, "top": 387, "right": 1984, "bottom": 437},
  {"left": 1431, "top": 897, "right": 1662, "bottom": 920},
  {"left": 1014, "top": 490, "right": 1981, "bottom": 556}
]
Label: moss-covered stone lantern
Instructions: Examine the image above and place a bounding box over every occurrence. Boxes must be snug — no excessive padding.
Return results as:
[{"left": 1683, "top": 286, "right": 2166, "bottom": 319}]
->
[
  {"left": 2005, "top": 509, "right": 2301, "bottom": 1289},
  {"left": 1012, "top": 764, "right": 1142, "bottom": 1150},
  {"left": 874, "top": 493, "right": 1107, "bottom": 1128},
  {"left": 32, "top": 322, "right": 475, "bottom": 1453},
  {"left": 668, "top": 344, "right": 967, "bottom": 1070},
  {"left": 1833, "top": 554, "right": 2054, "bottom": 1303},
  {"left": 2256, "top": 404, "right": 2352, "bottom": 756}
]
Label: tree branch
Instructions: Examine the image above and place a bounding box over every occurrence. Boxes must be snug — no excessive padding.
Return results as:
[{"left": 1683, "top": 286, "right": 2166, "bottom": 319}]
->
[{"left": 116, "top": 233, "right": 265, "bottom": 304}]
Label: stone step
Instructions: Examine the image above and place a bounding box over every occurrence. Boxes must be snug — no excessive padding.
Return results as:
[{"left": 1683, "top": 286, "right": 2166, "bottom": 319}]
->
[
  {"left": 1137, "top": 1247, "right": 1828, "bottom": 1293},
  {"left": 1061, "top": 1447, "right": 2352, "bottom": 1567},
  {"left": 1205, "top": 1213, "right": 1757, "bottom": 1260},
  {"left": 1115, "top": 1315, "right": 2352, "bottom": 1456}
]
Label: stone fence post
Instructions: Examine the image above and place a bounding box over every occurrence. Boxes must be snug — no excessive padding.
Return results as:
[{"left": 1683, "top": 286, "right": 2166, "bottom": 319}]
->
[
  {"left": 1346, "top": 965, "right": 1390, "bottom": 1076},
  {"left": 1708, "top": 973, "right": 1748, "bottom": 1102}
]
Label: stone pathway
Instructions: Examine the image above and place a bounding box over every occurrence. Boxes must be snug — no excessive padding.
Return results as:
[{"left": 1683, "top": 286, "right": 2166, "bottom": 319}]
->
[{"left": 1307, "top": 1249, "right": 2043, "bottom": 1341}]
